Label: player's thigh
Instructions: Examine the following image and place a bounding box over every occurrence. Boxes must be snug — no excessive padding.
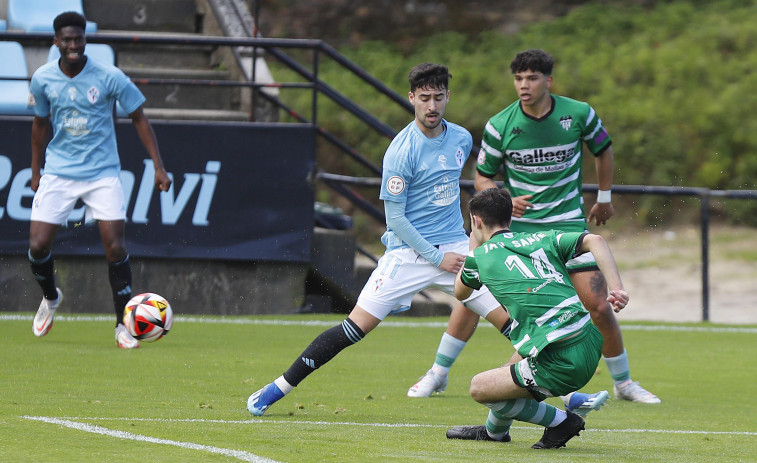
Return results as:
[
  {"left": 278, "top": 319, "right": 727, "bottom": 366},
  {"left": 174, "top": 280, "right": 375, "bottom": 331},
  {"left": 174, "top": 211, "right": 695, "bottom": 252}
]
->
[
  {"left": 80, "top": 176, "right": 127, "bottom": 222},
  {"left": 30, "top": 174, "right": 81, "bottom": 225},
  {"left": 513, "top": 327, "right": 603, "bottom": 398},
  {"left": 470, "top": 365, "right": 532, "bottom": 403},
  {"left": 357, "top": 247, "right": 445, "bottom": 320},
  {"left": 434, "top": 240, "right": 500, "bottom": 318}
]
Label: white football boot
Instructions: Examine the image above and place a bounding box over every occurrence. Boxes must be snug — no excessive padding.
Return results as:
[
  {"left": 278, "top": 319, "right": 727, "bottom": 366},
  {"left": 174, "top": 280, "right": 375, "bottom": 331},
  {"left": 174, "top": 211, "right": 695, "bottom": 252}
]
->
[
  {"left": 115, "top": 324, "right": 140, "bottom": 349},
  {"left": 32, "top": 288, "right": 63, "bottom": 337}
]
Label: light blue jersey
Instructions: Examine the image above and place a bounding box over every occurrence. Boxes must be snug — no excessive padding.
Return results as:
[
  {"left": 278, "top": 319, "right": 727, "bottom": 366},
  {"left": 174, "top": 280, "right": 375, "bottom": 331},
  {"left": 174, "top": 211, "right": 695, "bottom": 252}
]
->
[
  {"left": 380, "top": 120, "right": 471, "bottom": 251},
  {"left": 29, "top": 56, "right": 146, "bottom": 180}
]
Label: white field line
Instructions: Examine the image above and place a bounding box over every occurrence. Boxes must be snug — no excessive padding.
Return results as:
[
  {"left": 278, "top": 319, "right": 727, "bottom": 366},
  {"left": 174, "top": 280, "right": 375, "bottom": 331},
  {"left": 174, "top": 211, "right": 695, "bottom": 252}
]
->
[
  {"left": 2, "top": 314, "right": 757, "bottom": 333},
  {"left": 22, "top": 416, "right": 281, "bottom": 463},
  {"left": 31, "top": 416, "right": 757, "bottom": 437}
]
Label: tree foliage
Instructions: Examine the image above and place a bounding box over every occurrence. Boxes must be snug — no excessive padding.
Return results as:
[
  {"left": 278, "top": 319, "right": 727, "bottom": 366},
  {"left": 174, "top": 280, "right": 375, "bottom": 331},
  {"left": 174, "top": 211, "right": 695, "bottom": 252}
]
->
[{"left": 269, "top": 0, "right": 757, "bottom": 226}]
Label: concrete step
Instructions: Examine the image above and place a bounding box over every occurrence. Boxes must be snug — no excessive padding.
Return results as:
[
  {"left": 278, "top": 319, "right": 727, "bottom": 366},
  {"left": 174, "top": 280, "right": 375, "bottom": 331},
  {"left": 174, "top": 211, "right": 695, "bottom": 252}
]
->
[
  {"left": 122, "top": 66, "right": 241, "bottom": 111},
  {"left": 141, "top": 107, "right": 250, "bottom": 121},
  {"left": 83, "top": 0, "right": 200, "bottom": 33}
]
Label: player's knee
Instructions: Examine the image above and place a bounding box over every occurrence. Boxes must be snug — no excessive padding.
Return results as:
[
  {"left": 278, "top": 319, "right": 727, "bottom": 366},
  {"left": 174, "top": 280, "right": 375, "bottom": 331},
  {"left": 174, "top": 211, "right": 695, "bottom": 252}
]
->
[{"left": 469, "top": 374, "right": 488, "bottom": 403}]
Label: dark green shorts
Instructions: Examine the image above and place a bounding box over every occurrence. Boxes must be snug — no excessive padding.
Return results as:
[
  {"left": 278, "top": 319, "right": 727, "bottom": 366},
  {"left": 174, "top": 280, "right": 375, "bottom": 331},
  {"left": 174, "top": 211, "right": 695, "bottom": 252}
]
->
[{"left": 511, "top": 325, "right": 603, "bottom": 401}]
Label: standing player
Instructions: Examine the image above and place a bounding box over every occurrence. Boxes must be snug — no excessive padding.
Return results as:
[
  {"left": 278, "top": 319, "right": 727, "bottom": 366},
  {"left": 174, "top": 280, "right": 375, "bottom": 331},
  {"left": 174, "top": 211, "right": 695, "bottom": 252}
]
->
[
  {"left": 246, "top": 63, "right": 506, "bottom": 416},
  {"left": 28, "top": 12, "right": 171, "bottom": 348},
  {"left": 446, "top": 187, "right": 628, "bottom": 448},
  {"left": 411, "top": 49, "right": 659, "bottom": 404}
]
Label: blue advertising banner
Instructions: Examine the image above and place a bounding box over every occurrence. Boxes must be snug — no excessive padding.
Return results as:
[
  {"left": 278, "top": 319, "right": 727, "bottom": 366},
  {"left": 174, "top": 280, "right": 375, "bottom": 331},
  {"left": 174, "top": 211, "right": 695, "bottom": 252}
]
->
[{"left": 0, "top": 117, "right": 315, "bottom": 262}]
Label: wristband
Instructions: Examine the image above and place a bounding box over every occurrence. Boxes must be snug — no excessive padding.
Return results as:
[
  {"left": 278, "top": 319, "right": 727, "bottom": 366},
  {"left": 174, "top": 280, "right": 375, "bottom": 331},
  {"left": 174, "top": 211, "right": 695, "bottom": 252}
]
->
[{"left": 597, "top": 189, "right": 612, "bottom": 203}]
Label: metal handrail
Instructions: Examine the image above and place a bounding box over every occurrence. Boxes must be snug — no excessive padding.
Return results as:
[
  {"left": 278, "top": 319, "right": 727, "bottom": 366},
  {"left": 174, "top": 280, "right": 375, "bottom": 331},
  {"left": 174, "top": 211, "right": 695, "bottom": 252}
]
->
[{"left": 317, "top": 172, "right": 757, "bottom": 322}]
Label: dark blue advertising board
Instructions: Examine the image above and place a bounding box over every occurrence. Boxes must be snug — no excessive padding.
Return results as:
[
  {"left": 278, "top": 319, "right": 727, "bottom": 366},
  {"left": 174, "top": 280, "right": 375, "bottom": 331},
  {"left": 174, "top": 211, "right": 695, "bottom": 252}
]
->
[{"left": 0, "top": 117, "right": 315, "bottom": 262}]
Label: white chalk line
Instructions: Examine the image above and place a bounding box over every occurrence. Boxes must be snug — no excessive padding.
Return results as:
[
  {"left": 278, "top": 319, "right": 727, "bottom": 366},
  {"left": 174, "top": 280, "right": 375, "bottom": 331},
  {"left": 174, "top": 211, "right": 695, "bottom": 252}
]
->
[
  {"left": 27, "top": 415, "right": 757, "bottom": 437},
  {"left": 22, "top": 415, "right": 281, "bottom": 463},
  {"left": 2, "top": 313, "right": 756, "bottom": 333}
]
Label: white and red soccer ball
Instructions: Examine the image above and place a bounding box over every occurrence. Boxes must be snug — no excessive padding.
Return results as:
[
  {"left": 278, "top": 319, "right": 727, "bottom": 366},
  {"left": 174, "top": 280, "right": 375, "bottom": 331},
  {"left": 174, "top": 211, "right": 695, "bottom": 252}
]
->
[{"left": 123, "top": 293, "right": 173, "bottom": 342}]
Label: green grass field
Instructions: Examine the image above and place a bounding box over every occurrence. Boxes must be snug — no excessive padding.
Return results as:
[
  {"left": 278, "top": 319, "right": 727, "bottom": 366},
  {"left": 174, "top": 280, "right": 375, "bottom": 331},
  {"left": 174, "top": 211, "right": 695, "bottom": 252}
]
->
[{"left": 2, "top": 313, "right": 756, "bottom": 462}]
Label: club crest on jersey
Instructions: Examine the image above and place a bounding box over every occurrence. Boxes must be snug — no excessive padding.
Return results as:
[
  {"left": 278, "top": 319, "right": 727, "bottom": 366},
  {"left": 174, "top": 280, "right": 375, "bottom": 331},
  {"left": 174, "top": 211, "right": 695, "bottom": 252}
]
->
[
  {"left": 386, "top": 176, "right": 405, "bottom": 195},
  {"left": 87, "top": 86, "right": 100, "bottom": 104},
  {"left": 372, "top": 277, "right": 384, "bottom": 294},
  {"left": 455, "top": 148, "right": 464, "bottom": 167},
  {"left": 559, "top": 115, "right": 573, "bottom": 131}
]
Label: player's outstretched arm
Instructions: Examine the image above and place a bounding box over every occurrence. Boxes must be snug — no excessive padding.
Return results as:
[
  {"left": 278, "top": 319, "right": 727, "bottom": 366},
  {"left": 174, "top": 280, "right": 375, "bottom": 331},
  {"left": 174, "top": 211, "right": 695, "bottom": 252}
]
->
[
  {"left": 129, "top": 107, "right": 172, "bottom": 192},
  {"left": 579, "top": 234, "right": 628, "bottom": 313}
]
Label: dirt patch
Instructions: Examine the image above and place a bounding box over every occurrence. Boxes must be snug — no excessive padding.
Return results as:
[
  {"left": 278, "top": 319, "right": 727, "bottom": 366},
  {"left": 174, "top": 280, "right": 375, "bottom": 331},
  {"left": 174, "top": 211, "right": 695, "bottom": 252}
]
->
[{"left": 603, "top": 225, "right": 757, "bottom": 324}]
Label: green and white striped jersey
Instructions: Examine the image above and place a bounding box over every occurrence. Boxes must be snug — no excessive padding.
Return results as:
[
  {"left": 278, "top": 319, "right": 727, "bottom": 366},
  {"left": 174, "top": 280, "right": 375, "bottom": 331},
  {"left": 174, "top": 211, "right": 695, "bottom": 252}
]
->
[
  {"left": 476, "top": 95, "right": 612, "bottom": 233},
  {"left": 460, "top": 229, "right": 593, "bottom": 358}
]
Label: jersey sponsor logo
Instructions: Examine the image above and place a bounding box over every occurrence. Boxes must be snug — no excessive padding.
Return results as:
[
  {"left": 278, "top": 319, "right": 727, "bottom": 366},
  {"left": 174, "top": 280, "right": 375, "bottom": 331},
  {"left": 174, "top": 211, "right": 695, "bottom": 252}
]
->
[
  {"left": 507, "top": 142, "right": 578, "bottom": 165},
  {"left": 428, "top": 175, "right": 458, "bottom": 206},
  {"left": 87, "top": 86, "right": 100, "bottom": 104},
  {"left": 386, "top": 176, "right": 405, "bottom": 195},
  {"left": 62, "top": 110, "right": 91, "bottom": 136},
  {"left": 527, "top": 278, "right": 553, "bottom": 293},
  {"left": 559, "top": 115, "right": 573, "bottom": 131},
  {"left": 550, "top": 309, "right": 578, "bottom": 327},
  {"left": 67, "top": 87, "right": 78, "bottom": 101},
  {"left": 437, "top": 154, "right": 447, "bottom": 169}
]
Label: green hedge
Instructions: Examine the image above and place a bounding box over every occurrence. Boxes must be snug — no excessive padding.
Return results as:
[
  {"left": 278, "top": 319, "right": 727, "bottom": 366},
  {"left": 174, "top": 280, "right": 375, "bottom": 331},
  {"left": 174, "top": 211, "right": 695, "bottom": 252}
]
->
[{"left": 269, "top": 0, "right": 757, "bottom": 225}]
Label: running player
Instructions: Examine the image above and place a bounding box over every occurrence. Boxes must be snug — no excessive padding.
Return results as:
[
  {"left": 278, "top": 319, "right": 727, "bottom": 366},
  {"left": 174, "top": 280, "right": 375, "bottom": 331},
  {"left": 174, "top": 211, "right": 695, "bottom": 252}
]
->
[
  {"left": 410, "top": 49, "right": 659, "bottom": 404},
  {"left": 246, "top": 62, "right": 506, "bottom": 416},
  {"left": 28, "top": 11, "right": 171, "bottom": 348},
  {"left": 446, "top": 187, "right": 628, "bottom": 448}
]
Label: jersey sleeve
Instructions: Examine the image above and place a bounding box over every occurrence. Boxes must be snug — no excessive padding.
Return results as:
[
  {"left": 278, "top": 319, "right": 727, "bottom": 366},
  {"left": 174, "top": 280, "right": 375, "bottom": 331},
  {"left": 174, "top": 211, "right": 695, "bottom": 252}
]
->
[
  {"left": 460, "top": 251, "right": 483, "bottom": 290},
  {"left": 582, "top": 104, "right": 612, "bottom": 156},
  {"left": 111, "top": 68, "right": 146, "bottom": 115},
  {"left": 554, "top": 231, "right": 587, "bottom": 263},
  {"left": 28, "top": 73, "right": 50, "bottom": 117},
  {"left": 475, "top": 119, "right": 505, "bottom": 178},
  {"left": 379, "top": 139, "right": 412, "bottom": 204}
]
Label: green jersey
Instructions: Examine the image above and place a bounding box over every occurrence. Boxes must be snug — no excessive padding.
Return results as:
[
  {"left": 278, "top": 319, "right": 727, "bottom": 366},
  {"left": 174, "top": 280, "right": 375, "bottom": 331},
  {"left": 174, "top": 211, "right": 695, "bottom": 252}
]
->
[
  {"left": 460, "top": 229, "right": 592, "bottom": 358},
  {"left": 476, "top": 95, "right": 612, "bottom": 233}
]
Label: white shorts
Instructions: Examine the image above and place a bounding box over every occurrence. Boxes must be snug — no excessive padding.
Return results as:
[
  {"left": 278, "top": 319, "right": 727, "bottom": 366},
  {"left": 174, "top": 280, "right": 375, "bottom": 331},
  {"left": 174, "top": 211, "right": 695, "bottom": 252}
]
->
[
  {"left": 357, "top": 239, "right": 500, "bottom": 320},
  {"left": 31, "top": 174, "right": 127, "bottom": 225}
]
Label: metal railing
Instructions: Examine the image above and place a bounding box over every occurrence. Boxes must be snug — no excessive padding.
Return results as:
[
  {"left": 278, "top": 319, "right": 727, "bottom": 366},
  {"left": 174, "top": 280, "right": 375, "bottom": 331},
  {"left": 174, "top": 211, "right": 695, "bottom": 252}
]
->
[
  {"left": 319, "top": 173, "right": 757, "bottom": 322},
  {"left": 3, "top": 31, "right": 755, "bottom": 320}
]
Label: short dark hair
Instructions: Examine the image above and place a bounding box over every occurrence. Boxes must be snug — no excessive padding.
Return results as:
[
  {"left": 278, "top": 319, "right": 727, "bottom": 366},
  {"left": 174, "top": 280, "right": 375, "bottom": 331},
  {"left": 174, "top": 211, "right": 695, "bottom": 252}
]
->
[
  {"left": 510, "top": 49, "right": 554, "bottom": 76},
  {"left": 408, "top": 63, "right": 451, "bottom": 92},
  {"left": 53, "top": 11, "right": 87, "bottom": 34},
  {"left": 469, "top": 188, "right": 513, "bottom": 228}
]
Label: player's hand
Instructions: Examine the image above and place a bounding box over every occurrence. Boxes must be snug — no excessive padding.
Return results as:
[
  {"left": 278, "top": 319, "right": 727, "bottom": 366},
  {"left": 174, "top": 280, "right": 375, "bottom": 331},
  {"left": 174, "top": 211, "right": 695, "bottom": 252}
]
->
[
  {"left": 155, "top": 168, "right": 172, "bottom": 192},
  {"left": 439, "top": 251, "right": 466, "bottom": 274},
  {"left": 588, "top": 202, "right": 614, "bottom": 226},
  {"left": 511, "top": 195, "right": 534, "bottom": 218},
  {"left": 607, "top": 288, "right": 629, "bottom": 313},
  {"left": 30, "top": 172, "right": 41, "bottom": 192}
]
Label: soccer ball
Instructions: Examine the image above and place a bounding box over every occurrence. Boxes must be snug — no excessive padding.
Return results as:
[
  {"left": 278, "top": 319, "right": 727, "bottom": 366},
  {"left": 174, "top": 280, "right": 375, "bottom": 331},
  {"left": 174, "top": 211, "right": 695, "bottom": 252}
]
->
[{"left": 123, "top": 293, "right": 173, "bottom": 342}]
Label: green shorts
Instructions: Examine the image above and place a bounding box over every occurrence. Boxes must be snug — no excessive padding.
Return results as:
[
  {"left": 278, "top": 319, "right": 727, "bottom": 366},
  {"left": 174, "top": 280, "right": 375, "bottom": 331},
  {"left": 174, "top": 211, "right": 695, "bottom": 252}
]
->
[
  {"left": 511, "top": 324, "right": 604, "bottom": 401},
  {"left": 510, "top": 221, "right": 598, "bottom": 273}
]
